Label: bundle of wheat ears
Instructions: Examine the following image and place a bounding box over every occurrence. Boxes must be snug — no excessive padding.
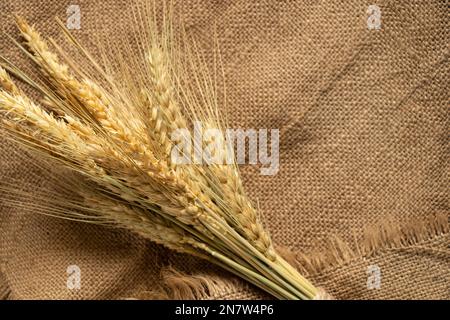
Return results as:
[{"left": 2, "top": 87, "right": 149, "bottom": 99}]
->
[{"left": 0, "top": 7, "right": 327, "bottom": 300}]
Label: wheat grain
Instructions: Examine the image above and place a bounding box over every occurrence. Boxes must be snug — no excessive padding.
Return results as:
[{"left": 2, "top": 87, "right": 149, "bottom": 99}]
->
[
  {"left": 0, "top": 67, "right": 20, "bottom": 95},
  {"left": 0, "top": 14, "right": 322, "bottom": 300}
]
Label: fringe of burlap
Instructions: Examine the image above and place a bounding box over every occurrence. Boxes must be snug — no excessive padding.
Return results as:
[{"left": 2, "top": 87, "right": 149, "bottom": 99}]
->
[
  {"left": 0, "top": 0, "right": 448, "bottom": 300},
  {"left": 279, "top": 213, "right": 448, "bottom": 276},
  {"left": 129, "top": 213, "right": 448, "bottom": 300}
]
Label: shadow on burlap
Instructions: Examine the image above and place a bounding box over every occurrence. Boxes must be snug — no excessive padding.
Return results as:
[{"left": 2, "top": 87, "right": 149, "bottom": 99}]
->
[{"left": 0, "top": 0, "right": 448, "bottom": 299}]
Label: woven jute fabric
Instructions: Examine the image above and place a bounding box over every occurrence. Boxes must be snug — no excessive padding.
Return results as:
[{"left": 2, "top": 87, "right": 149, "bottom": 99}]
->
[{"left": 0, "top": 0, "right": 448, "bottom": 299}]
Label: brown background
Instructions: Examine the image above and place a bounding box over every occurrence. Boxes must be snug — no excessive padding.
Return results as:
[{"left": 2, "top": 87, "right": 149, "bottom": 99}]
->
[{"left": 0, "top": 0, "right": 448, "bottom": 299}]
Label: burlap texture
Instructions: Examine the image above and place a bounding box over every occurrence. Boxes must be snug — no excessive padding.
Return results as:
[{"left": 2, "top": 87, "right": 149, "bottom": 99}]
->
[{"left": 0, "top": 0, "right": 448, "bottom": 299}]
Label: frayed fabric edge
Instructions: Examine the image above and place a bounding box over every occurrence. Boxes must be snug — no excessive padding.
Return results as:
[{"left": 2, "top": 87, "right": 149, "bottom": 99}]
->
[
  {"left": 131, "top": 266, "right": 250, "bottom": 300},
  {"left": 130, "top": 213, "right": 448, "bottom": 300},
  {"left": 278, "top": 212, "right": 449, "bottom": 276}
]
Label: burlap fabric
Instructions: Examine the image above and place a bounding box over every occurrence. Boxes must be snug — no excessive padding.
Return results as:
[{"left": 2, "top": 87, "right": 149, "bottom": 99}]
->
[{"left": 0, "top": 0, "right": 448, "bottom": 299}]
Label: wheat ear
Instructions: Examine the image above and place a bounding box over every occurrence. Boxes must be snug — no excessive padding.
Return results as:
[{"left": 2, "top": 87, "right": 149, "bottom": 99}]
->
[{"left": 0, "top": 14, "right": 323, "bottom": 300}]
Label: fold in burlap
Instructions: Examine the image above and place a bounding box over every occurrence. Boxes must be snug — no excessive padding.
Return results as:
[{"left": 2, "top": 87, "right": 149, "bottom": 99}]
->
[{"left": 0, "top": 0, "right": 448, "bottom": 299}]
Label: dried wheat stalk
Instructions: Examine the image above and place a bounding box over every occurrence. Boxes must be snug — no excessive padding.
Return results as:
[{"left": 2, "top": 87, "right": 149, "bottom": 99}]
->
[{"left": 0, "top": 9, "right": 326, "bottom": 300}]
